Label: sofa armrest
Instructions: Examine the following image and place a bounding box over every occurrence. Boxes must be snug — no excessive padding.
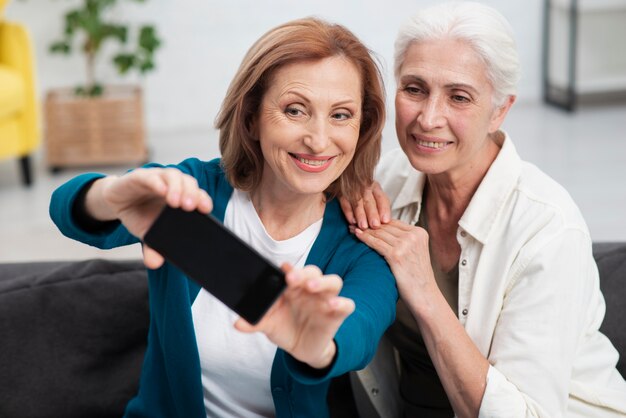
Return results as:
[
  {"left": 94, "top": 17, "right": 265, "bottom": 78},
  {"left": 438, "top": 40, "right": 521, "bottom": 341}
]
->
[
  {"left": 0, "top": 259, "right": 149, "bottom": 418},
  {"left": 593, "top": 243, "right": 626, "bottom": 378}
]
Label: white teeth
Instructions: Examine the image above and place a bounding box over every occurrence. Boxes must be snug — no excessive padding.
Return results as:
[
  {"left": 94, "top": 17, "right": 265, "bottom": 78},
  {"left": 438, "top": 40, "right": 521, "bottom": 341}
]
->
[
  {"left": 296, "top": 157, "right": 327, "bottom": 166},
  {"left": 417, "top": 140, "right": 446, "bottom": 149}
]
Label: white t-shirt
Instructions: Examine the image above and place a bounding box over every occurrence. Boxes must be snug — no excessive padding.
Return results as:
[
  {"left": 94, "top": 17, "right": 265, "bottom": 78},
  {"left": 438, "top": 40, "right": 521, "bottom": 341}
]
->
[{"left": 191, "top": 189, "right": 323, "bottom": 418}]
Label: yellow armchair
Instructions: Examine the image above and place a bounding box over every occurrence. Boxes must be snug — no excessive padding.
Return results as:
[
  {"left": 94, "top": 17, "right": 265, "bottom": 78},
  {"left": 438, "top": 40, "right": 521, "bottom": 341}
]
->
[{"left": 0, "top": 0, "right": 40, "bottom": 185}]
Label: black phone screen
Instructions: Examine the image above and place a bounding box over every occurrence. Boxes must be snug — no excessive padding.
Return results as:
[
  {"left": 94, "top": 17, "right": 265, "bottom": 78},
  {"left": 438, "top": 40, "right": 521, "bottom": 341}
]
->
[{"left": 143, "top": 206, "right": 286, "bottom": 324}]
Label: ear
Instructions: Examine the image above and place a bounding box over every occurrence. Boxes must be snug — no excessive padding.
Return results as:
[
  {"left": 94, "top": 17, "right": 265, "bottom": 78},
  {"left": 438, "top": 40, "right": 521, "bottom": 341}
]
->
[{"left": 488, "top": 95, "right": 516, "bottom": 134}]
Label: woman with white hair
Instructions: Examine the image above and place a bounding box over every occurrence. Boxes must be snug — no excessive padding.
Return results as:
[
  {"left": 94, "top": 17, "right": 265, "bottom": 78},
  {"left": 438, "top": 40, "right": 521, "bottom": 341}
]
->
[{"left": 343, "top": 2, "right": 626, "bottom": 417}]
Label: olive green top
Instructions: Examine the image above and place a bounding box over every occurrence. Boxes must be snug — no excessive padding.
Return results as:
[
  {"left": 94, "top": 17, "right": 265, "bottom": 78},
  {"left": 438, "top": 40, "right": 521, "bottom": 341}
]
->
[{"left": 386, "top": 206, "right": 458, "bottom": 418}]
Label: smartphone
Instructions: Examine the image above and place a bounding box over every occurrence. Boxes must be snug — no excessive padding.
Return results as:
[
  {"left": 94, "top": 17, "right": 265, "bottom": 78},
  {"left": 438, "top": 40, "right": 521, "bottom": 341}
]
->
[{"left": 143, "top": 206, "right": 286, "bottom": 324}]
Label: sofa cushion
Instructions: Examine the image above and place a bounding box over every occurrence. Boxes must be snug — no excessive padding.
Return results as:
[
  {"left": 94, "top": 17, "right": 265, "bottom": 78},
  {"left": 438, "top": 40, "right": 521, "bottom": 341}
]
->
[
  {"left": 0, "top": 245, "right": 623, "bottom": 417},
  {"left": 0, "top": 259, "right": 149, "bottom": 418},
  {"left": 593, "top": 243, "right": 626, "bottom": 378}
]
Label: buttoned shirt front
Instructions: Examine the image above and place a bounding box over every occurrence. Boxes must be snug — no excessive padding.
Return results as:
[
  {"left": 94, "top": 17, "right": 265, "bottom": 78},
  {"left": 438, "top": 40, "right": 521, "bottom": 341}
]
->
[{"left": 362, "top": 132, "right": 626, "bottom": 417}]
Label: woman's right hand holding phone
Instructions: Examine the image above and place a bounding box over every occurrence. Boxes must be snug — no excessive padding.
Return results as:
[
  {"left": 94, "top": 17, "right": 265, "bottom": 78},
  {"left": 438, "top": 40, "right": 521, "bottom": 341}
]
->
[
  {"left": 235, "top": 264, "right": 355, "bottom": 370},
  {"left": 85, "top": 168, "right": 213, "bottom": 268}
]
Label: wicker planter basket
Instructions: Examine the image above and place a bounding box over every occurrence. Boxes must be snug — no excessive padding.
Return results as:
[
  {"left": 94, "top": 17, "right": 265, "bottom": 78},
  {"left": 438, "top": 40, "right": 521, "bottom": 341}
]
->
[{"left": 45, "top": 85, "right": 148, "bottom": 170}]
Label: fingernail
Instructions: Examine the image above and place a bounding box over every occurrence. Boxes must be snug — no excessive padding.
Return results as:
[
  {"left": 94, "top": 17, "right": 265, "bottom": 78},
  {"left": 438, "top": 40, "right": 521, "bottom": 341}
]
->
[{"left": 287, "top": 271, "right": 300, "bottom": 283}]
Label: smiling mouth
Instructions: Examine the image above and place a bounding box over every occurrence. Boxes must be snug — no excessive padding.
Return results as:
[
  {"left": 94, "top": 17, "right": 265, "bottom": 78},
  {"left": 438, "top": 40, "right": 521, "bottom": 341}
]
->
[
  {"left": 289, "top": 153, "right": 334, "bottom": 166},
  {"left": 416, "top": 139, "right": 451, "bottom": 149},
  {"left": 413, "top": 136, "right": 452, "bottom": 150}
]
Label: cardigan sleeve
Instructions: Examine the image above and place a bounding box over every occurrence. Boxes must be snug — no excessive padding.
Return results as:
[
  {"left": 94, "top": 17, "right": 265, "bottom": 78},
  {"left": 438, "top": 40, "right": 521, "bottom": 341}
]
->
[
  {"left": 49, "top": 172, "right": 138, "bottom": 249},
  {"left": 49, "top": 158, "right": 226, "bottom": 250},
  {"left": 284, "top": 242, "right": 398, "bottom": 384}
]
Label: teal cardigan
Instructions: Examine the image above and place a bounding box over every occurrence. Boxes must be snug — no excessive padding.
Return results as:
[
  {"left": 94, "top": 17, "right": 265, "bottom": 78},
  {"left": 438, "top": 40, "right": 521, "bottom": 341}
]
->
[{"left": 50, "top": 158, "right": 397, "bottom": 418}]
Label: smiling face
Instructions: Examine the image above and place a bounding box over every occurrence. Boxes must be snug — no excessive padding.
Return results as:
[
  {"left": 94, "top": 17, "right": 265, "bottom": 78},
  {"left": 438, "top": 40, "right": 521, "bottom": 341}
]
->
[
  {"left": 395, "top": 38, "right": 513, "bottom": 182},
  {"left": 255, "top": 56, "right": 363, "bottom": 199}
]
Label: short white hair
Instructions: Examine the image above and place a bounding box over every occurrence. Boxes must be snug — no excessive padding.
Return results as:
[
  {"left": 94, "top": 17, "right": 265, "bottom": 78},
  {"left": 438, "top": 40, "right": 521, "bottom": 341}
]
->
[{"left": 394, "top": 1, "right": 520, "bottom": 107}]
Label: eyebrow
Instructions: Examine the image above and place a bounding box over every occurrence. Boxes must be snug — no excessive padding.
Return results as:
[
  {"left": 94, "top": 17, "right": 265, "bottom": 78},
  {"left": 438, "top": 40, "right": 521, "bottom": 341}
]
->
[
  {"left": 281, "top": 90, "right": 310, "bottom": 103},
  {"left": 399, "top": 75, "right": 480, "bottom": 96},
  {"left": 281, "top": 90, "right": 359, "bottom": 107}
]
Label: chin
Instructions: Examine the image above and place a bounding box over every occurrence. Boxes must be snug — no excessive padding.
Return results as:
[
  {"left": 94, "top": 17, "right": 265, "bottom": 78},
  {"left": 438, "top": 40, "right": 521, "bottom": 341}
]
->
[
  {"left": 407, "top": 156, "right": 448, "bottom": 175},
  {"left": 289, "top": 182, "right": 329, "bottom": 196}
]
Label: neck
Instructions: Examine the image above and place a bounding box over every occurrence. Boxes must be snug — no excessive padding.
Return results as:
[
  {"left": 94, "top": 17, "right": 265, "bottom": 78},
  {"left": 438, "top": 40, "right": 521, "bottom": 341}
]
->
[
  {"left": 424, "top": 181, "right": 471, "bottom": 229},
  {"left": 425, "top": 134, "right": 500, "bottom": 226},
  {"left": 250, "top": 186, "right": 325, "bottom": 241}
]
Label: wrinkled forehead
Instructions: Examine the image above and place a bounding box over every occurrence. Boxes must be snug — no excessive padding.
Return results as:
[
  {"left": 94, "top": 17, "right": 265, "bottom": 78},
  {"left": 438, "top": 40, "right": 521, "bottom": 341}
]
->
[{"left": 398, "top": 39, "right": 489, "bottom": 84}]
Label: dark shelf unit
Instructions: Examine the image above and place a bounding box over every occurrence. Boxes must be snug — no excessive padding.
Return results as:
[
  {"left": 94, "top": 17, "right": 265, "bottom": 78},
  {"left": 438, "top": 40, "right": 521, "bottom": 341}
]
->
[{"left": 542, "top": 0, "right": 626, "bottom": 111}]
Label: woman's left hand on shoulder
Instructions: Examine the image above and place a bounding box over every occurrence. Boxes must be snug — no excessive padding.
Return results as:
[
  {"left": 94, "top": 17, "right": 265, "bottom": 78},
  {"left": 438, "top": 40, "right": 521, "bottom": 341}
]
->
[
  {"left": 235, "top": 264, "right": 355, "bottom": 369},
  {"left": 354, "top": 220, "right": 436, "bottom": 309},
  {"left": 339, "top": 181, "right": 390, "bottom": 230}
]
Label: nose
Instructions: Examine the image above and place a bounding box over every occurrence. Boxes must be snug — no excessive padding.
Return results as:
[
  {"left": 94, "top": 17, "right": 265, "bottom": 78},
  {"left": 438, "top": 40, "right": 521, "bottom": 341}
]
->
[
  {"left": 303, "top": 116, "right": 331, "bottom": 153},
  {"left": 416, "top": 95, "right": 446, "bottom": 131}
]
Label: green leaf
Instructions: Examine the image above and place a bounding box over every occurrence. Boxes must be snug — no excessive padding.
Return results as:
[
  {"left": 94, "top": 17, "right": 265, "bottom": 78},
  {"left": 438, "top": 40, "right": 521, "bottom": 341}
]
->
[
  {"left": 138, "top": 25, "right": 161, "bottom": 52},
  {"left": 82, "top": 13, "right": 103, "bottom": 43},
  {"left": 89, "top": 84, "right": 104, "bottom": 97},
  {"left": 139, "top": 59, "right": 154, "bottom": 74},
  {"left": 64, "top": 10, "right": 81, "bottom": 33},
  {"left": 47, "top": 0, "right": 162, "bottom": 81},
  {"left": 86, "top": 0, "right": 115, "bottom": 15},
  {"left": 104, "top": 24, "right": 128, "bottom": 43},
  {"left": 49, "top": 41, "right": 71, "bottom": 54},
  {"left": 113, "top": 53, "right": 136, "bottom": 74}
]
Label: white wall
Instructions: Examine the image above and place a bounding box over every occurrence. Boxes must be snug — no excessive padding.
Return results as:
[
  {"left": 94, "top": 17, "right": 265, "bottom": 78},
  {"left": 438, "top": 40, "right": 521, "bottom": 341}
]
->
[{"left": 6, "top": 0, "right": 543, "bottom": 143}]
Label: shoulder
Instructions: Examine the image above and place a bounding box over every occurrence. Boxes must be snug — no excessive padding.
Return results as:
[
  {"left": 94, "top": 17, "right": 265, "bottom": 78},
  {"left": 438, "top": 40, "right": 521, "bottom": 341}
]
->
[
  {"left": 317, "top": 200, "right": 392, "bottom": 274},
  {"left": 143, "top": 158, "right": 234, "bottom": 218},
  {"left": 481, "top": 135, "right": 591, "bottom": 246},
  {"left": 167, "top": 158, "right": 234, "bottom": 203},
  {"left": 484, "top": 159, "right": 594, "bottom": 288},
  {"left": 514, "top": 161, "right": 589, "bottom": 237},
  {"left": 173, "top": 157, "right": 224, "bottom": 184}
]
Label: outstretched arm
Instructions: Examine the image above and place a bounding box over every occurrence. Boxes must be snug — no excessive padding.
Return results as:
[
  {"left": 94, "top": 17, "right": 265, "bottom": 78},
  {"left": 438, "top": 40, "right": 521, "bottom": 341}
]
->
[{"left": 68, "top": 167, "right": 213, "bottom": 268}]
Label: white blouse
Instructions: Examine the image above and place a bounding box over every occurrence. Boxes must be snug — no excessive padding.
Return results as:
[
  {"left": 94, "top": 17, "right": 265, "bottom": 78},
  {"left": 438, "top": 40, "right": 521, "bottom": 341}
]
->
[{"left": 362, "top": 133, "right": 626, "bottom": 417}]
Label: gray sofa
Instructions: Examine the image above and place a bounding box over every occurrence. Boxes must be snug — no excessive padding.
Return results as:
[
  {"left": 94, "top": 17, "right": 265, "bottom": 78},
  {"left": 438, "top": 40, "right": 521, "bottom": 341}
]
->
[{"left": 0, "top": 244, "right": 624, "bottom": 418}]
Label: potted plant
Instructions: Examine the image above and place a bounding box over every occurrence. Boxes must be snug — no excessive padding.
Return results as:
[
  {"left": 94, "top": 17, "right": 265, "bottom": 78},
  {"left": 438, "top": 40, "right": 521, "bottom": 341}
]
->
[{"left": 44, "top": 0, "right": 162, "bottom": 170}]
